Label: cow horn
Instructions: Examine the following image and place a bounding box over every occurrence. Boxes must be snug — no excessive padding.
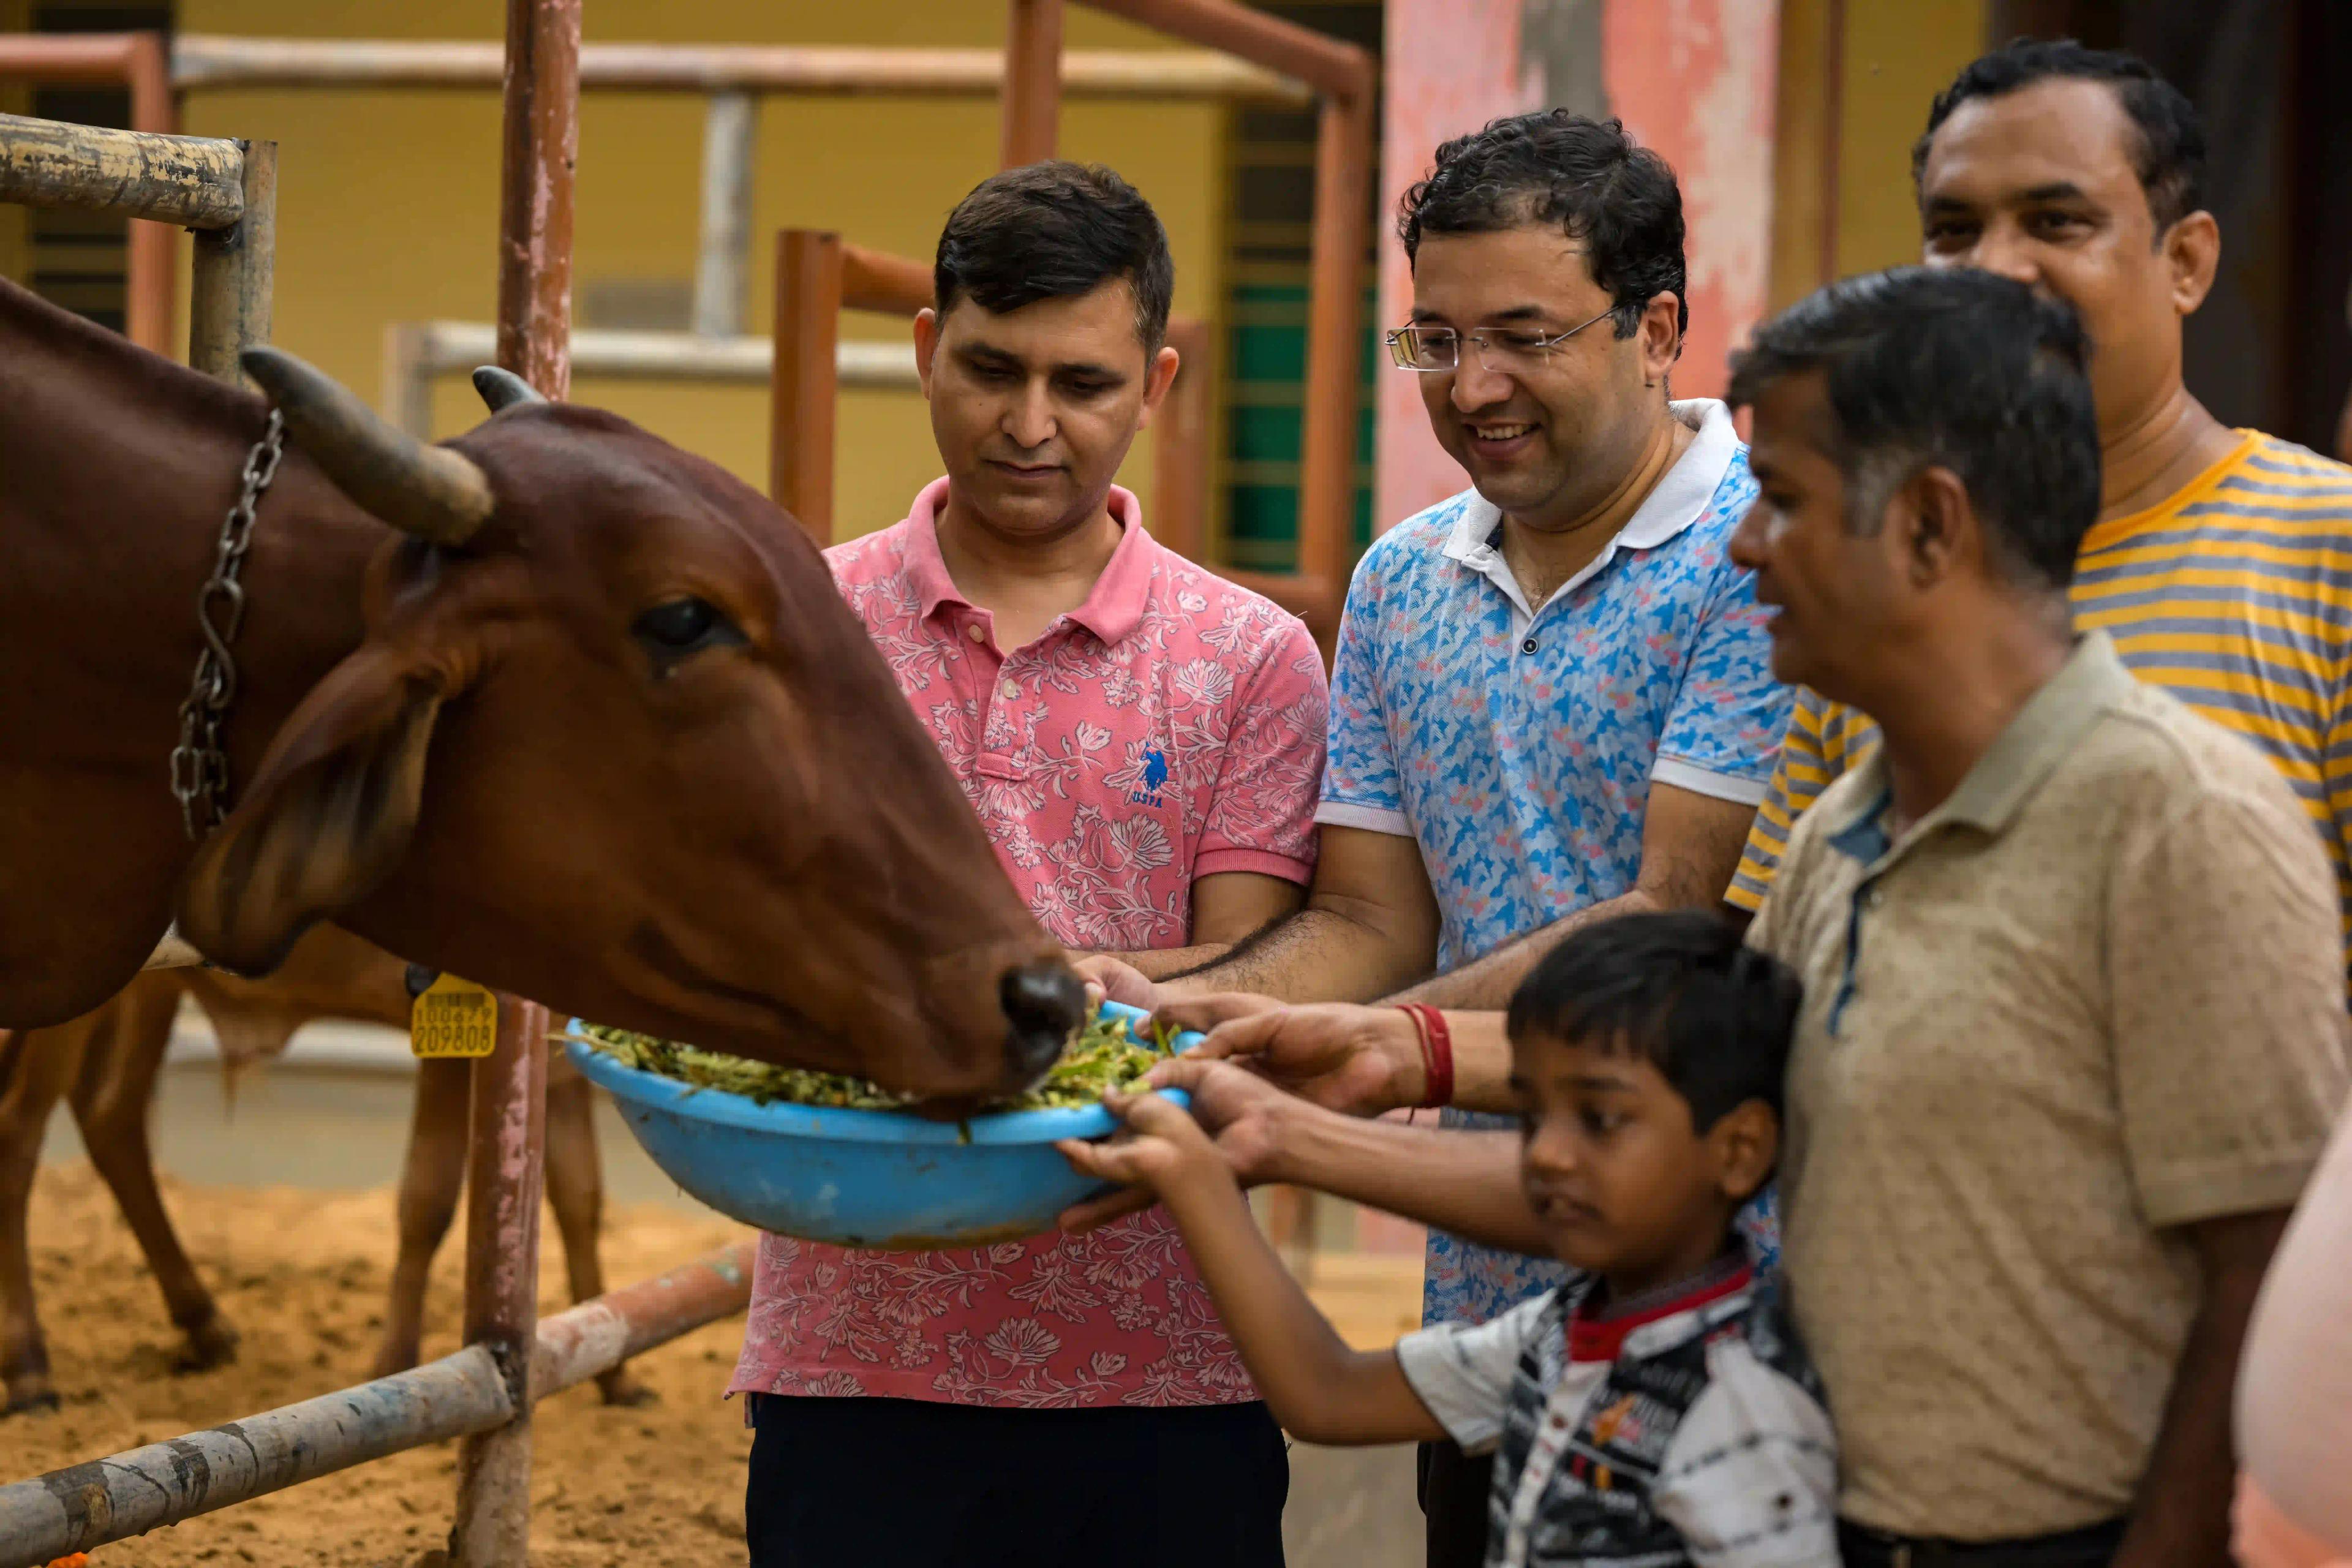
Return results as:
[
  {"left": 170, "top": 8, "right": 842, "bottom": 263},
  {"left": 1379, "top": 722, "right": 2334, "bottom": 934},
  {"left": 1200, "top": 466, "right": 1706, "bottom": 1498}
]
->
[
  {"left": 239, "top": 347, "right": 495, "bottom": 547},
  {"left": 471, "top": 365, "right": 545, "bottom": 412}
]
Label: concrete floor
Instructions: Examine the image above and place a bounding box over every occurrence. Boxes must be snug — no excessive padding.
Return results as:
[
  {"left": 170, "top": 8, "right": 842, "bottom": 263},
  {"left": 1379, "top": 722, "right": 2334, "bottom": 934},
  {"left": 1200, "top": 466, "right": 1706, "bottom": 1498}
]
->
[{"left": 34, "top": 1017, "right": 1426, "bottom": 1568}]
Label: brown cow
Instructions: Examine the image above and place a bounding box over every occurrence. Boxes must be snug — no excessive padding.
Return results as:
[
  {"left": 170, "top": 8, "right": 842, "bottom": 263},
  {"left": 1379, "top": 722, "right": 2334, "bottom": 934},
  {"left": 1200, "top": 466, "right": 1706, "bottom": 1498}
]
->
[
  {"left": 0, "top": 927, "right": 647, "bottom": 1414},
  {"left": 0, "top": 277, "right": 1082, "bottom": 1100}
]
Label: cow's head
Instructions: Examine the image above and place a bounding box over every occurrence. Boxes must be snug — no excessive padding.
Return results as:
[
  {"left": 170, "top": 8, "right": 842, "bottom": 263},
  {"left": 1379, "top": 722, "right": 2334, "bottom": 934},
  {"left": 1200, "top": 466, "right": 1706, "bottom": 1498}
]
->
[{"left": 176, "top": 351, "right": 1084, "bottom": 1102}]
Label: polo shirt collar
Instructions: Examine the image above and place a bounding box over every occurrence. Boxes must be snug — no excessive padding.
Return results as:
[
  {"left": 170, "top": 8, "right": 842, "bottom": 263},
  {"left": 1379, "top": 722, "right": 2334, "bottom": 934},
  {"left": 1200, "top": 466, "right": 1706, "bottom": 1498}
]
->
[
  {"left": 898, "top": 477, "right": 1155, "bottom": 645},
  {"left": 1827, "top": 631, "right": 2134, "bottom": 861},
  {"left": 1440, "top": 399, "right": 1741, "bottom": 610}
]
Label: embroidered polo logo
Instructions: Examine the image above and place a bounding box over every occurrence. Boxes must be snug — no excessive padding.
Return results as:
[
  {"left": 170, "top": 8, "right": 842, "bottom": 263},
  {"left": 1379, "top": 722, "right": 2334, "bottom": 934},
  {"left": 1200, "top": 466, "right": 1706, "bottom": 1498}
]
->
[{"left": 1130, "top": 748, "right": 1169, "bottom": 807}]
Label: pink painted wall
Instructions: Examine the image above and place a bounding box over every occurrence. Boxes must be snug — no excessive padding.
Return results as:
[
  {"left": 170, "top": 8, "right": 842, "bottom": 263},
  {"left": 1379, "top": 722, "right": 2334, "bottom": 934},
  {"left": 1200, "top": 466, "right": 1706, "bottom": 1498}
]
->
[
  {"left": 1600, "top": 0, "right": 1781, "bottom": 407},
  {"left": 1374, "top": 0, "right": 1781, "bottom": 531},
  {"left": 1374, "top": 0, "right": 1521, "bottom": 532}
]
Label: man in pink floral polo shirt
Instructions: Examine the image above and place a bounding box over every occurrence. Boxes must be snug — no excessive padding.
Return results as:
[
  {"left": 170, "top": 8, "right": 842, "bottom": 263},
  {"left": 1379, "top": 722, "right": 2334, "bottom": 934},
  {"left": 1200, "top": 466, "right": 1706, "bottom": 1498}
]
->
[{"left": 732, "top": 163, "right": 1328, "bottom": 1568}]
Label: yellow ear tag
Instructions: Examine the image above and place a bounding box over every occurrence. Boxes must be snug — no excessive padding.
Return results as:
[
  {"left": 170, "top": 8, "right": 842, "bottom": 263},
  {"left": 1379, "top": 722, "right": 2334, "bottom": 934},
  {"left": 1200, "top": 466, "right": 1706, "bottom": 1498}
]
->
[{"left": 410, "top": 974, "right": 499, "bottom": 1058}]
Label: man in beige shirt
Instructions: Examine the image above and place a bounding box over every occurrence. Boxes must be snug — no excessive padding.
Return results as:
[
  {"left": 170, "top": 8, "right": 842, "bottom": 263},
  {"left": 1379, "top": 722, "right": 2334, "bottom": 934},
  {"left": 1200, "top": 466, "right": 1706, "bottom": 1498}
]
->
[
  {"left": 1074, "top": 262, "right": 2346, "bottom": 1564},
  {"left": 1732, "top": 269, "right": 2348, "bottom": 1566}
]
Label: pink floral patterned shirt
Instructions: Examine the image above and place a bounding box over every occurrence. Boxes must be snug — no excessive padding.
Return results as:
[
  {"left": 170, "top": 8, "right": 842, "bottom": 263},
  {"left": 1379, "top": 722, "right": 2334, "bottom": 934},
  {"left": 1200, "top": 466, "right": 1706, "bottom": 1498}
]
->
[{"left": 729, "top": 478, "right": 1328, "bottom": 1408}]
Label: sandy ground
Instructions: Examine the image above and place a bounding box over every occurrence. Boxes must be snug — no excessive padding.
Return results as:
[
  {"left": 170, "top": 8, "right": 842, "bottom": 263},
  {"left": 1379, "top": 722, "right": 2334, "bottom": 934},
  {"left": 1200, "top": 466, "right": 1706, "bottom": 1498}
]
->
[
  {"left": 9, "top": 1164, "right": 755, "bottom": 1567},
  {"left": 11, "top": 1051, "right": 1429, "bottom": 1566}
]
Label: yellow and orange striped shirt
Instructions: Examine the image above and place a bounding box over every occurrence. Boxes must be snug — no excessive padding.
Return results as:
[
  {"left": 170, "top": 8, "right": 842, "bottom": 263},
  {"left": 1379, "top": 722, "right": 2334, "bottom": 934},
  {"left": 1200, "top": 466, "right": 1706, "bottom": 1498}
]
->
[{"left": 1730, "top": 431, "right": 2352, "bottom": 975}]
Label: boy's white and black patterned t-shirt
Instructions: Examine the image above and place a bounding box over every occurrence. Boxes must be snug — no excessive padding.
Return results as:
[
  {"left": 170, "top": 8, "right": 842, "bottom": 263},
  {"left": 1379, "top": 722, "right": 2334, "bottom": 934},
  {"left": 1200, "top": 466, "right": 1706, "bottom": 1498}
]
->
[{"left": 1396, "top": 1260, "right": 1836, "bottom": 1568}]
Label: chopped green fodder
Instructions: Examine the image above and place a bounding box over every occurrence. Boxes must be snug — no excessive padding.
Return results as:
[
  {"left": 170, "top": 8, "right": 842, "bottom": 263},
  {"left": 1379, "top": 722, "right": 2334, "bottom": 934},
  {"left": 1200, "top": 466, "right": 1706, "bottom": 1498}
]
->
[{"left": 571, "top": 1011, "right": 1174, "bottom": 1112}]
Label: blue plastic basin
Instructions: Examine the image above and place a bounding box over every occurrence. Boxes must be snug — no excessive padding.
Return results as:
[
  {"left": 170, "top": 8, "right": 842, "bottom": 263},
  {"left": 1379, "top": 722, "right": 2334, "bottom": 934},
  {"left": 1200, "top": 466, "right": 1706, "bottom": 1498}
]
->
[{"left": 564, "top": 1001, "right": 1194, "bottom": 1250}]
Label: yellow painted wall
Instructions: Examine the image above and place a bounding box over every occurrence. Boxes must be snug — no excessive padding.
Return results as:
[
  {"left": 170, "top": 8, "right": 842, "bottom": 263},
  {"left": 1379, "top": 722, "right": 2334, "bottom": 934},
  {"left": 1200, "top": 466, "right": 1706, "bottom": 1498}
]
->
[
  {"left": 1831, "top": 0, "right": 1988, "bottom": 276},
  {"left": 165, "top": 0, "right": 1226, "bottom": 540}
]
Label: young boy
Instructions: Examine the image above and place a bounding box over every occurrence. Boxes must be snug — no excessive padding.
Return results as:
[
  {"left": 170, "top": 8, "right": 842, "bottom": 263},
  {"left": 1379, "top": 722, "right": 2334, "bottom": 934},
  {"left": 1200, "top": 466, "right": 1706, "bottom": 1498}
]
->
[{"left": 1063, "top": 912, "right": 1834, "bottom": 1568}]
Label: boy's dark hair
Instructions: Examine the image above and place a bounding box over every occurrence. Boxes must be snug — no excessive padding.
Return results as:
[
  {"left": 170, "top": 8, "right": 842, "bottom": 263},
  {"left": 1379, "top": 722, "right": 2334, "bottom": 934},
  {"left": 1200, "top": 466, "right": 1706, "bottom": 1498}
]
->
[
  {"left": 1397, "top": 111, "right": 1687, "bottom": 346},
  {"left": 1726, "top": 266, "right": 2100, "bottom": 592},
  {"left": 1913, "top": 39, "right": 2206, "bottom": 235},
  {"left": 934, "top": 161, "right": 1174, "bottom": 348},
  {"left": 1507, "top": 911, "right": 1800, "bottom": 1131}
]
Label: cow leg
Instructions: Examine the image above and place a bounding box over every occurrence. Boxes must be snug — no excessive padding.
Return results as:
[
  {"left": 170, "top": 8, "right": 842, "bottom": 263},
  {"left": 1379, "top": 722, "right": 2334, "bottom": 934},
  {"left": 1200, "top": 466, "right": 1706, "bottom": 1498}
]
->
[
  {"left": 370, "top": 1056, "right": 469, "bottom": 1380},
  {"left": 0, "top": 1024, "right": 81, "bottom": 1412},
  {"left": 69, "top": 984, "right": 238, "bottom": 1373},
  {"left": 545, "top": 1071, "right": 654, "bottom": 1406}
]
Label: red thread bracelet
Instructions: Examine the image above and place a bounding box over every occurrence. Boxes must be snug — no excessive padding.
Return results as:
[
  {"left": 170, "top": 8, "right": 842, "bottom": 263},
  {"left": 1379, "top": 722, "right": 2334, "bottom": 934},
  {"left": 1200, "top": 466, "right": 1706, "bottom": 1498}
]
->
[{"left": 1395, "top": 1003, "right": 1454, "bottom": 1109}]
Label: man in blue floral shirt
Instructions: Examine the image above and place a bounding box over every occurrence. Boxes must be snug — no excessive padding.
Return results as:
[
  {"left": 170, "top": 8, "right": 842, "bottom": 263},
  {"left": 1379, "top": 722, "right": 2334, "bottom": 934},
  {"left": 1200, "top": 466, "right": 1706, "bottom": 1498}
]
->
[{"left": 1087, "top": 112, "right": 1790, "bottom": 1566}]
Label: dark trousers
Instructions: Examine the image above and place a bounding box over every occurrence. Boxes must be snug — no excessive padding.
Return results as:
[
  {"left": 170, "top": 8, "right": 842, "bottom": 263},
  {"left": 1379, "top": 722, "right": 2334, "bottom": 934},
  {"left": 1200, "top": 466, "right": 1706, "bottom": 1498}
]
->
[
  {"left": 1415, "top": 1439, "right": 1493, "bottom": 1568},
  {"left": 1836, "top": 1517, "right": 2127, "bottom": 1568},
  {"left": 746, "top": 1393, "right": 1290, "bottom": 1568}
]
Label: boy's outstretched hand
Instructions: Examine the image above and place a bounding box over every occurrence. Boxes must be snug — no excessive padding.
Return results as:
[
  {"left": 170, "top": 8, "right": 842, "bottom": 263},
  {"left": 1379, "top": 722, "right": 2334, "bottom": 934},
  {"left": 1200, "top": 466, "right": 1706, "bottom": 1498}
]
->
[
  {"left": 1056, "top": 1085, "right": 1224, "bottom": 1196},
  {"left": 1055, "top": 1059, "right": 1300, "bottom": 1231}
]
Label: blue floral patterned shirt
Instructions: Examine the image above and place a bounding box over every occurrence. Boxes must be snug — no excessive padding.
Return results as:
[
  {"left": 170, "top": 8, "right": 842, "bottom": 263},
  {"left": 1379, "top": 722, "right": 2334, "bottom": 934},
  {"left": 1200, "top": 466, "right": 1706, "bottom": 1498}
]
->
[{"left": 1317, "top": 401, "right": 1791, "bottom": 1326}]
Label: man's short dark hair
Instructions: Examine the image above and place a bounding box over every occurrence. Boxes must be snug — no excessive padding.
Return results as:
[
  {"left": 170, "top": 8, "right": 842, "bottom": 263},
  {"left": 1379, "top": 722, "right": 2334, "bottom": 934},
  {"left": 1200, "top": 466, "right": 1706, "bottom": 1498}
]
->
[
  {"left": 1506, "top": 911, "right": 1800, "bottom": 1132},
  {"left": 934, "top": 161, "right": 1174, "bottom": 348},
  {"left": 1913, "top": 39, "right": 2206, "bottom": 234},
  {"left": 1398, "top": 111, "right": 1687, "bottom": 346},
  {"left": 1727, "top": 266, "right": 2101, "bottom": 592}
]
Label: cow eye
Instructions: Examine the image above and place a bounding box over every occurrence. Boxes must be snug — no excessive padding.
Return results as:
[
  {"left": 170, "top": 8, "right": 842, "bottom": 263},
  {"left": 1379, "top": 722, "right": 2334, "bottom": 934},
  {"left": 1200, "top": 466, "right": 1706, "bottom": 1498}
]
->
[{"left": 631, "top": 597, "right": 744, "bottom": 662}]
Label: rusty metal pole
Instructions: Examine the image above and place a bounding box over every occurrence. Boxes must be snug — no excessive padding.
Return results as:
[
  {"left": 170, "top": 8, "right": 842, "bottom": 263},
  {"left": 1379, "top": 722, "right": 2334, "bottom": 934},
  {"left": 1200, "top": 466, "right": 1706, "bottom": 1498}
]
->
[
  {"left": 771, "top": 228, "right": 843, "bottom": 541},
  {"left": 492, "top": 0, "right": 579, "bottom": 397},
  {"left": 1296, "top": 87, "right": 1373, "bottom": 621},
  {"left": 450, "top": 8, "right": 574, "bottom": 1561},
  {"left": 122, "top": 31, "right": 177, "bottom": 358},
  {"left": 1000, "top": 0, "right": 1064, "bottom": 166},
  {"left": 186, "top": 136, "right": 275, "bottom": 386},
  {"left": 448, "top": 997, "right": 549, "bottom": 1567}
]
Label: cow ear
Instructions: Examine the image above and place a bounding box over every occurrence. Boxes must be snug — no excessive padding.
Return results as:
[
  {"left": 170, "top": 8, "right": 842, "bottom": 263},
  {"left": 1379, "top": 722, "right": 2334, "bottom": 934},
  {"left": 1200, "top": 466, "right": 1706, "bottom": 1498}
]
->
[{"left": 177, "top": 646, "right": 453, "bottom": 975}]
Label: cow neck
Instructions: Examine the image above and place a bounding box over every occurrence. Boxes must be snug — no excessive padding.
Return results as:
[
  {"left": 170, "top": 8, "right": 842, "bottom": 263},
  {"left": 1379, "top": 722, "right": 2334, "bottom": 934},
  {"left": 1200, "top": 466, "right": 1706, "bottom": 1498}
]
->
[{"left": 0, "top": 279, "right": 388, "bottom": 1024}]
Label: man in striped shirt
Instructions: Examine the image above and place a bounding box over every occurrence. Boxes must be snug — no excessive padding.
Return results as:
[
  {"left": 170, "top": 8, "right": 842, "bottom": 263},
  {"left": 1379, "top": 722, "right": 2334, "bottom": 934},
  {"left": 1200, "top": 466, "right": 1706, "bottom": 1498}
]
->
[{"left": 1728, "top": 40, "right": 2352, "bottom": 953}]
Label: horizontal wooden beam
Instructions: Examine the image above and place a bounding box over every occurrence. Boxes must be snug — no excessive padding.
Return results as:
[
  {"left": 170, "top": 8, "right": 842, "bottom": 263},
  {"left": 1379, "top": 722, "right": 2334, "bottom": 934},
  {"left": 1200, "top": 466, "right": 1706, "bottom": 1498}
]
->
[
  {"left": 0, "top": 31, "right": 156, "bottom": 84},
  {"left": 0, "top": 1242, "right": 757, "bottom": 1567},
  {"left": 0, "top": 1347, "right": 514, "bottom": 1568},
  {"left": 0, "top": 111, "right": 244, "bottom": 228},
  {"left": 169, "top": 35, "right": 1311, "bottom": 103},
  {"left": 383, "top": 320, "right": 919, "bottom": 433},
  {"left": 532, "top": 1240, "right": 755, "bottom": 1396},
  {"left": 841, "top": 242, "right": 932, "bottom": 316},
  {"left": 1077, "top": 0, "right": 1374, "bottom": 102},
  {"left": 407, "top": 320, "right": 919, "bottom": 383}
]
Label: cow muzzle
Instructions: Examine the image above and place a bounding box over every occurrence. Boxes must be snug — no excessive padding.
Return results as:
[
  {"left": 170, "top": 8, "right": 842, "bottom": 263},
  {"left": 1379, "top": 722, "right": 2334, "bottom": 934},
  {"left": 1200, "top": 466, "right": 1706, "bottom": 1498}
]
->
[{"left": 1000, "top": 961, "right": 1087, "bottom": 1088}]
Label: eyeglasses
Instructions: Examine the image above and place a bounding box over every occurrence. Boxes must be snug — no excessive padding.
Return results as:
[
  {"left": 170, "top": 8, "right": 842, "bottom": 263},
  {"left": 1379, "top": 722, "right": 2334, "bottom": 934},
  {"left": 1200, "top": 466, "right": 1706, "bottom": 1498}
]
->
[{"left": 1384, "top": 306, "right": 1619, "bottom": 372}]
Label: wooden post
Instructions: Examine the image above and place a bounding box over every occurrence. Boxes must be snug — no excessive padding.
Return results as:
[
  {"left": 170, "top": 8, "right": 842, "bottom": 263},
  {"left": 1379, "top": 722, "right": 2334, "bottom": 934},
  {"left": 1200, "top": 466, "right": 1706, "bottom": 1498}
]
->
[
  {"left": 771, "top": 228, "right": 843, "bottom": 541},
  {"left": 1000, "top": 0, "right": 1065, "bottom": 167},
  {"left": 1152, "top": 315, "right": 1211, "bottom": 563},
  {"left": 493, "top": 0, "right": 580, "bottom": 397},
  {"left": 186, "top": 136, "right": 275, "bottom": 386},
  {"left": 448, "top": 997, "right": 549, "bottom": 1567},
  {"left": 1296, "top": 88, "right": 1373, "bottom": 608},
  {"left": 691, "top": 89, "right": 758, "bottom": 338}
]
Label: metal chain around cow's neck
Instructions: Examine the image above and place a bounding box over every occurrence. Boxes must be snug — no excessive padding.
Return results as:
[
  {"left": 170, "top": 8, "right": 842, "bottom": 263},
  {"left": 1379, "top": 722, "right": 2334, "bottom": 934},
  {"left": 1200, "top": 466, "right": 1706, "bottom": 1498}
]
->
[{"left": 170, "top": 407, "right": 287, "bottom": 840}]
